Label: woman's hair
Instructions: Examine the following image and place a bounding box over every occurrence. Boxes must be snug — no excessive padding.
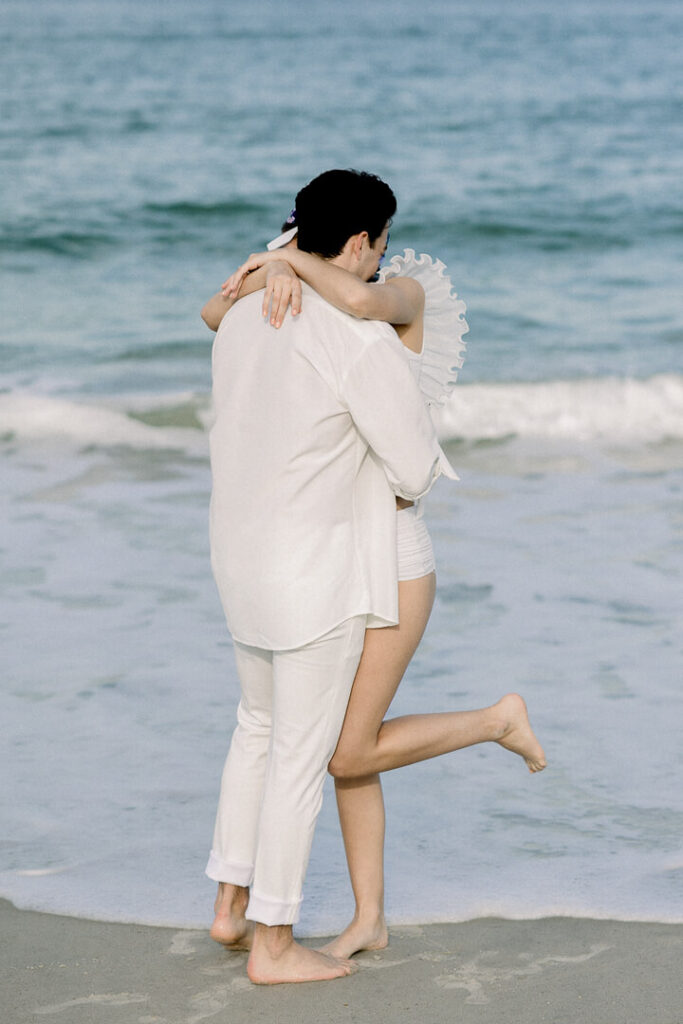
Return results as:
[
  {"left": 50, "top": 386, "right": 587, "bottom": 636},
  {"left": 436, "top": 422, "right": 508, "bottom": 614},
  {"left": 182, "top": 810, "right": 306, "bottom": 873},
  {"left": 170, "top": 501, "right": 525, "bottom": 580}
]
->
[{"left": 293, "top": 169, "right": 396, "bottom": 258}]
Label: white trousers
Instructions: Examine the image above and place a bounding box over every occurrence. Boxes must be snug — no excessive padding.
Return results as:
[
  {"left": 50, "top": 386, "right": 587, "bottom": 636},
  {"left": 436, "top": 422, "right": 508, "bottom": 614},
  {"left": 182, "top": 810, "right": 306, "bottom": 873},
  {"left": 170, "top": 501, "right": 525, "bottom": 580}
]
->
[{"left": 206, "top": 616, "right": 366, "bottom": 926}]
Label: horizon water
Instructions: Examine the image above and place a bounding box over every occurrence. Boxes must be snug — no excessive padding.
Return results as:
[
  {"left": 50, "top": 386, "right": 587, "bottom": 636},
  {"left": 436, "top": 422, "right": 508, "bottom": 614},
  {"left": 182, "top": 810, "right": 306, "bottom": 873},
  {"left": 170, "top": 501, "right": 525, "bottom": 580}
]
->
[{"left": 1, "top": 0, "right": 682, "bottom": 934}]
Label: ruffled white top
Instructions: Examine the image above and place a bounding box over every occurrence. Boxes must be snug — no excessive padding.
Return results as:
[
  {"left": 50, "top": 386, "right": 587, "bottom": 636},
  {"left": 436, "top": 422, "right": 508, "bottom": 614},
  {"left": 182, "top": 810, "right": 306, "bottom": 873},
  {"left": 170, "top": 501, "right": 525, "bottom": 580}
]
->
[{"left": 378, "top": 248, "right": 468, "bottom": 407}]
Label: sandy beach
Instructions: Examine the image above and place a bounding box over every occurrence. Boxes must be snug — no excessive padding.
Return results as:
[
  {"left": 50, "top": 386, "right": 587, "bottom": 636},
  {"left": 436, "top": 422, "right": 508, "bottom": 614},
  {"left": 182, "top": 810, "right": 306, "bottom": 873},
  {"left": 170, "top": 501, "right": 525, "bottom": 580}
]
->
[{"left": 3, "top": 899, "right": 682, "bottom": 1024}]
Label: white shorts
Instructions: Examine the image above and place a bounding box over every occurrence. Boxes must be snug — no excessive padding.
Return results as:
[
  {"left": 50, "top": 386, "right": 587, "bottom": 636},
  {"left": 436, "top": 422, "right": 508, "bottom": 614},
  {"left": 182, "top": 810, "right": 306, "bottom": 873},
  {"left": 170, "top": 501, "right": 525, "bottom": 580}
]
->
[{"left": 397, "top": 504, "right": 435, "bottom": 581}]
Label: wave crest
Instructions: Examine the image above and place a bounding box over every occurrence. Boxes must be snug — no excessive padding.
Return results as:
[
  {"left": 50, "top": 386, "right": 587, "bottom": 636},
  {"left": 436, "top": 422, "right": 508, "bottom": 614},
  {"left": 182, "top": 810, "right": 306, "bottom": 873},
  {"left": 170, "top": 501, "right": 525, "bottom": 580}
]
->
[
  {"left": 2, "top": 376, "right": 682, "bottom": 455},
  {"left": 434, "top": 374, "right": 683, "bottom": 444},
  {"left": 0, "top": 392, "right": 210, "bottom": 454}
]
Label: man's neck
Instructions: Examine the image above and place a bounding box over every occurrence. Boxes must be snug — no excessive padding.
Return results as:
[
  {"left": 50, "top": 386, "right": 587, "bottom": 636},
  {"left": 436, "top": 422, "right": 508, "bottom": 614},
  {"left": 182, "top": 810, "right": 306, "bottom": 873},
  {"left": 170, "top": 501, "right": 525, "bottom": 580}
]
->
[{"left": 327, "top": 246, "right": 365, "bottom": 279}]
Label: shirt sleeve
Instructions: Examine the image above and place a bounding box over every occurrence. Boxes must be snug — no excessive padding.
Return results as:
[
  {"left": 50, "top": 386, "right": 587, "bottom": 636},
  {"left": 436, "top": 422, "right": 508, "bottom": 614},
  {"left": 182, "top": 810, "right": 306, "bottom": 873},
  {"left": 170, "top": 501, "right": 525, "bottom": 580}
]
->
[{"left": 339, "top": 330, "right": 459, "bottom": 500}]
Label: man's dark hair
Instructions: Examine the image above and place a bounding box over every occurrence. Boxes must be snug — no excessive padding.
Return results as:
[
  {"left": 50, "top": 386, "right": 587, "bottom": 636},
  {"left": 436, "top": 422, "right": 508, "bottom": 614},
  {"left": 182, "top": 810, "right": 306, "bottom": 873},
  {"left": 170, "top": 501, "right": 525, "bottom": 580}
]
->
[{"left": 293, "top": 169, "right": 396, "bottom": 258}]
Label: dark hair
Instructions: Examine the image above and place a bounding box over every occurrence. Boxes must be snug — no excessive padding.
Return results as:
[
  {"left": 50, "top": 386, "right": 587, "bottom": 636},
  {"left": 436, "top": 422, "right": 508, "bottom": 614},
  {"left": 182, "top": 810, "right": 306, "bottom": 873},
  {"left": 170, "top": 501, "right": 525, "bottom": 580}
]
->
[{"left": 293, "top": 169, "right": 396, "bottom": 258}]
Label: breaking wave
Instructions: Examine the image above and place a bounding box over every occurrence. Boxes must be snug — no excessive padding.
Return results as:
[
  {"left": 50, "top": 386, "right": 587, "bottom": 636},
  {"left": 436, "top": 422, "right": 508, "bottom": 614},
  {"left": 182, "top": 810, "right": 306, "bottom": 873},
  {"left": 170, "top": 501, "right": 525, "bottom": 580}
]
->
[{"left": 2, "top": 375, "right": 682, "bottom": 456}]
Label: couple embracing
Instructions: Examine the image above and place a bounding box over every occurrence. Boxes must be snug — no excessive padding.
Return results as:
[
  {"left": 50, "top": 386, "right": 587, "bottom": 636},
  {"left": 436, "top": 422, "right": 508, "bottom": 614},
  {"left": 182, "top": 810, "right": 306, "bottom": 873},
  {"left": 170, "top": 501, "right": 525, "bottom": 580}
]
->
[{"left": 201, "top": 168, "right": 546, "bottom": 985}]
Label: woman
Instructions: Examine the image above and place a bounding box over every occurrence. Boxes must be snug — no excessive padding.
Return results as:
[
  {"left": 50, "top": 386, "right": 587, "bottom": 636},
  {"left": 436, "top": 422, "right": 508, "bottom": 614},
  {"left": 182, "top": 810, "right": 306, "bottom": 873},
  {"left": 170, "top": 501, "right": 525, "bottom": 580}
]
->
[{"left": 203, "top": 215, "right": 546, "bottom": 959}]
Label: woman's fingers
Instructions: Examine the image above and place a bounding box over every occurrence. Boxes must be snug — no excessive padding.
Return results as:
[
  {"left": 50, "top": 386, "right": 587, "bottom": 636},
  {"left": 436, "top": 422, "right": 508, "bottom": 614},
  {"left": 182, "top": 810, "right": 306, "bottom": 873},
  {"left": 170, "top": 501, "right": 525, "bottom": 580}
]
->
[
  {"left": 270, "top": 279, "right": 289, "bottom": 327},
  {"left": 262, "top": 275, "right": 303, "bottom": 328},
  {"left": 221, "top": 270, "right": 246, "bottom": 296},
  {"left": 218, "top": 255, "right": 302, "bottom": 325},
  {"left": 290, "top": 277, "right": 302, "bottom": 317},
  {"left": 261, "top": 279, "right": 274, "bottom": 320},
  {"left": 221, "top": 254, "right": 263, "bottom": 296}
]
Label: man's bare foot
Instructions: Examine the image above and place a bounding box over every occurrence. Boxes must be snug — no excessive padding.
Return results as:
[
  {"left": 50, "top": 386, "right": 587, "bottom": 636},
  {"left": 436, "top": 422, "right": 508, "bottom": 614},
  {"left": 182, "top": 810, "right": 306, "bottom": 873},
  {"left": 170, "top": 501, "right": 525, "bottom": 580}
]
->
[
  {"left": 494, "top": 693, "right": 547, "bottom": 772},
  {"left": 318, "top": 914, "right": 388, "bottom": 959},
  {"left": 248, "top": 925, "right": 357, "bottom": 984},
  {"left": 210, "top": 883, "right": 253, "bottom": 949}
]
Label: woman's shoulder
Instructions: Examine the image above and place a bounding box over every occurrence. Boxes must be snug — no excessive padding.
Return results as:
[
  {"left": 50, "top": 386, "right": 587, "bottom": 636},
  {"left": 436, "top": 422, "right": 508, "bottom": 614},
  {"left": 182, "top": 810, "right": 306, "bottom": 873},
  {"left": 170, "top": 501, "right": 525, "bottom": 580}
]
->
[
  {"left": 382, "top": 273, "right": 425, "bottom": 302},
  {"left": 379, "top": 248, "right": 469, "bottom": 406}
]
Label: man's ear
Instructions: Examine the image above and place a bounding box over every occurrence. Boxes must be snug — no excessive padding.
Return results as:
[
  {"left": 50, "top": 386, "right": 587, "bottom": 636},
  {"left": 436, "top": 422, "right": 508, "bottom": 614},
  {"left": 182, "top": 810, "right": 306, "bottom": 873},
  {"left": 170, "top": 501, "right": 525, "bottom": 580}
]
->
[{"left": 351, "top": 231, "right": 369, "bottom": 262}]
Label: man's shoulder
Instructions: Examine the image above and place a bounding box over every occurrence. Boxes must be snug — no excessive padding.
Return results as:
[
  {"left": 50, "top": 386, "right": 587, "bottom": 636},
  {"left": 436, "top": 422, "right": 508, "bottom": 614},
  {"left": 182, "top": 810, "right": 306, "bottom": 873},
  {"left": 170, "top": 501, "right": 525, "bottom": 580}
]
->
[
  {"left": 214, "top": 289, "right": 264, "bottom": 338},
  {"left": 215, "top": 284, "right": 404, "bottom": 362},
  {"left": 299, "top": 283, "right": 400, "bottom": 348}
]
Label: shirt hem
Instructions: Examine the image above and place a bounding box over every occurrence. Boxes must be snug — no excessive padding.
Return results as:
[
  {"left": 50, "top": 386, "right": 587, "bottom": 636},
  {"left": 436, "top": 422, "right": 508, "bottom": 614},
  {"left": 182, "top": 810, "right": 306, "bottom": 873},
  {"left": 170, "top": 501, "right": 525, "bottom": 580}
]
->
[{"left": 229, "top": 608, "right": 397, "bottom": 652}]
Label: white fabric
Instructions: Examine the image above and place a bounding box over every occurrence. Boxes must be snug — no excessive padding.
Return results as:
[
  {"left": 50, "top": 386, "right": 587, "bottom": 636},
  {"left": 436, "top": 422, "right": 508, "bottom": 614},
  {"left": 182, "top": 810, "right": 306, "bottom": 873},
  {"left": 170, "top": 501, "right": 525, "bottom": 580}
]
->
[
  {"left": 206, "top": 616, "right": 366, "bottom": 925},
  {"left": 396, "top": 504, "right": 435, "bottom": 580},
  {"left": 266, "top": 225, "right": 298, "bottom": 250},
  {"left": 379, "top": 248, "right": 469, "bottom": 407},
  {"left": 209, "top": 283, "right": 457, "bottom": 650}
]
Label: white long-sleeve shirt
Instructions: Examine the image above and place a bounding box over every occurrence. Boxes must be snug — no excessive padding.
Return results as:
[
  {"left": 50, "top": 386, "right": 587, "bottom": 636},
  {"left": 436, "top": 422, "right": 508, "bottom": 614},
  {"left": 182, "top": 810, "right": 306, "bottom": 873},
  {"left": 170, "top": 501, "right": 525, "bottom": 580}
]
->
[{"left": 209, "top": 283, "right": 457, "bottom": 650}]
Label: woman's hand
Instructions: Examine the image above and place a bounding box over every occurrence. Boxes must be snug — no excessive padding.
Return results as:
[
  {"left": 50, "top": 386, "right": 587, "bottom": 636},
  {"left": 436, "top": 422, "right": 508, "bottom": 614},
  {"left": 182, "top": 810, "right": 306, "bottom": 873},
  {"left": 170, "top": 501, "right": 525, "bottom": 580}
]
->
[
  {"left": 220, "top": 252, "right": 301, "bottom": 328},
  {"left": 221, "top": 251, "right": 284, "bottom": 299},
  {"left": 262, "top": 260, "right": 302, "bottom": 328}
]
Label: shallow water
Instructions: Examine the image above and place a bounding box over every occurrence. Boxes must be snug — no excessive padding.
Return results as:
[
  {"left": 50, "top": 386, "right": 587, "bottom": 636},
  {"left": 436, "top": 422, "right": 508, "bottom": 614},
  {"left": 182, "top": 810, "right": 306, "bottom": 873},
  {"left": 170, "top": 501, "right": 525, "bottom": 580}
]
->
[{"left": 1, "top": 0, "right": 682, "bottom": 931}]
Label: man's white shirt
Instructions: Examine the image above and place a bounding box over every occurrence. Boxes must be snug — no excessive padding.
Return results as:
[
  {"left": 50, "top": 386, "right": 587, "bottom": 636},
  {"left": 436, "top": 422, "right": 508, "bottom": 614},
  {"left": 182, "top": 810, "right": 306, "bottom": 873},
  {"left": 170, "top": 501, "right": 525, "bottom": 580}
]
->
[{"left": 209, "top": 283, "right": 457, "bottom": 650}]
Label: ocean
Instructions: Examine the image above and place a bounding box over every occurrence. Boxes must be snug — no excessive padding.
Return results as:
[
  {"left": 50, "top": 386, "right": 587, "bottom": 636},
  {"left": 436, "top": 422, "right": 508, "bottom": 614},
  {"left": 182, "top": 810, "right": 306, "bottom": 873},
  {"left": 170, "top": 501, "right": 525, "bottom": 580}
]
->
[{"left": 1, "top": 0, "right": 682, "bottom": 934}]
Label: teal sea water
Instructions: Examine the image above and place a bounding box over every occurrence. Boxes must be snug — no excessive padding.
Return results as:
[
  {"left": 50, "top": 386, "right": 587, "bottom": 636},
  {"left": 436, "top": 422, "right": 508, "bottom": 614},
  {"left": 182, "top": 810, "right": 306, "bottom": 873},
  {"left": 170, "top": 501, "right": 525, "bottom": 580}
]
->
[{"left": 1, "top": 0, "right": 682, "bottom": 931}]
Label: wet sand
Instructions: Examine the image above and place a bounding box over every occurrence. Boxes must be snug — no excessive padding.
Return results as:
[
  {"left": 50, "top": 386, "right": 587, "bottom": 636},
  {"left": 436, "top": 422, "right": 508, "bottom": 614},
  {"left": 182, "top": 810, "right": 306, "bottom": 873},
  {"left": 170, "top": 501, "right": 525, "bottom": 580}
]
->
[{"left": 3, "top": 899, "right": 681, "bottom": 1024}]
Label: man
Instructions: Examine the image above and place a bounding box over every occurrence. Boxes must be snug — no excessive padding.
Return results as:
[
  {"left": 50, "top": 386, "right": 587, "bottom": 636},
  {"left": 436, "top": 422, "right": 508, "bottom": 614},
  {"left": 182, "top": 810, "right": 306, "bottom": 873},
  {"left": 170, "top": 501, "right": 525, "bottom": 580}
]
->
[{"left": 203, "top": 170, "right": 455, "bottom": 984}]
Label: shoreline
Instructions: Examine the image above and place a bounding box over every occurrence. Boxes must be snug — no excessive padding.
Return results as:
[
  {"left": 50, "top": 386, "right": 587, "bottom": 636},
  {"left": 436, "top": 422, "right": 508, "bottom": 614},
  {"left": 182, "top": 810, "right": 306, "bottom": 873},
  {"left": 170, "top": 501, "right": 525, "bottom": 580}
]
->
[{"left": 4, "top": 899, "right": 682, "bottom": 1024}]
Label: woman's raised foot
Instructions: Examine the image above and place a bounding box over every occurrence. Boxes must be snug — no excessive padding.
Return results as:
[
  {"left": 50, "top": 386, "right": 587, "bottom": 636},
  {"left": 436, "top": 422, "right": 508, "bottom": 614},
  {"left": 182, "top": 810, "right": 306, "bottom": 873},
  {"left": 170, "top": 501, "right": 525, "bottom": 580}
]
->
[{"left": 494, "top": 693, "right": 547, "bottom": 772}]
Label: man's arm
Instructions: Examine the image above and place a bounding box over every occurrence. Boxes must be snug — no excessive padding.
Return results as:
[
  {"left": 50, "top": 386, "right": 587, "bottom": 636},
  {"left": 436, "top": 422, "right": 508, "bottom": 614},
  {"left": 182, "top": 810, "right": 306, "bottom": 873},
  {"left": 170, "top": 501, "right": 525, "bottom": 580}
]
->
[
  {"left": 340, "top": 332, "right": 457, "bottom": 500},
  {"left": 201, "top": 260, "right": 301, "bottom": 331}
]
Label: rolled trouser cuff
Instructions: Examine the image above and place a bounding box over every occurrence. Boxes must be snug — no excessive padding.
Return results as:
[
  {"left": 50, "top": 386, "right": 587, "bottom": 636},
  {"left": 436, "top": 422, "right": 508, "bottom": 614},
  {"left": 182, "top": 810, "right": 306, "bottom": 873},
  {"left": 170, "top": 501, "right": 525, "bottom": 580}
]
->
[
  {"left": 247, "top": 889, "right": 303, "bottom": 926},
  {"left": 205, "top": 850, "right": 253, "bottom": 887}
]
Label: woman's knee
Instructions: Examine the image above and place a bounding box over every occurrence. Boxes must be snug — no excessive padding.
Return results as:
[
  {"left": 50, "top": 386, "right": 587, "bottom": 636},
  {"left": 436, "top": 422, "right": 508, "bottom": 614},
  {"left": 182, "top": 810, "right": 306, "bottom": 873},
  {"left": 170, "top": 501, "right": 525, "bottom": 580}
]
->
[{"left": 328, "top": 745, "right": 367, "bottom": 779}]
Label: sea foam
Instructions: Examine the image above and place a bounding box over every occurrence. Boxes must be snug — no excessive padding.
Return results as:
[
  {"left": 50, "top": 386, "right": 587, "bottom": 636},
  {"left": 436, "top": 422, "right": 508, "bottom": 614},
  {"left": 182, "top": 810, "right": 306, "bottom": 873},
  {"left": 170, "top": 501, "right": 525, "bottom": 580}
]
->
[
  {"left": 2, "top": 375, "right": 682, "bottom": 455},
  {"left": 0, "top": 391, "right": 210, "bottom": 455},
  {"left": 433, "top": 374, "right": 683, "bottom": 444}
]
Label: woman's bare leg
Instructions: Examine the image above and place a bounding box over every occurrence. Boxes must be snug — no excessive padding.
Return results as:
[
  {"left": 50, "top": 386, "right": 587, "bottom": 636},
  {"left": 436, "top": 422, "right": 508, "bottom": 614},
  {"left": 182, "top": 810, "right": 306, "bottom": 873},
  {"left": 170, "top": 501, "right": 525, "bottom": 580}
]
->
[
  {"left": 321, "top": 575, "right": 436, "bottom": 958},
  {"left": 320, "top": 773, "right": 389, "bottom": 958},
  {"left": 323, "top": 573, "right": 546, "bottom": 957},
  {"left": 331, "top": 692, "right": 546, "bottom": 777},
  {"left": 329, "top": 572, "right": 546, "bottom": 779}
]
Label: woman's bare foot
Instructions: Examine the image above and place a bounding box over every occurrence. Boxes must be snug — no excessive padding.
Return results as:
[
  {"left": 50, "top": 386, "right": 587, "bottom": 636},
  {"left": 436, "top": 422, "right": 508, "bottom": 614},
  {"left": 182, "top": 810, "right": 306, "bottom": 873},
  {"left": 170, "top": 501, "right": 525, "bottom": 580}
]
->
[
  {"left": 210, "top": 883, "right": 253, "bottom": 949},
  {"left": 318, "top": 914, "right": 388, "bottom": 959},
  {"left": 493, "top": 694, "right": 547, "bottom": 772},
  {"left": 248, "top": 924, "right": 357, "bottom": 985}
]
